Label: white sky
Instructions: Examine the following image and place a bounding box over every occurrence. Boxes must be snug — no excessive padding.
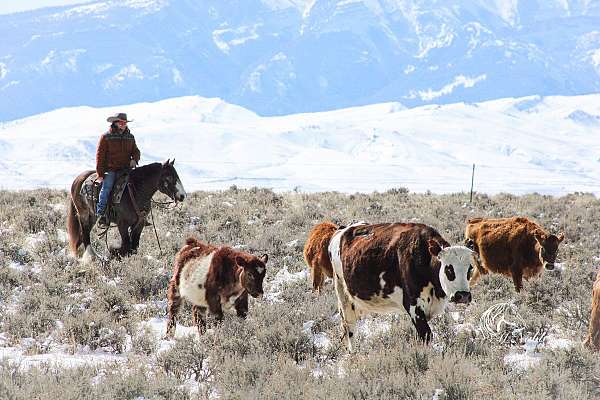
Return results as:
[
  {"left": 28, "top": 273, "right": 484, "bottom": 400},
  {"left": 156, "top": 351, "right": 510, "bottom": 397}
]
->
[{"left": 0, "top": 0, "right": 90, "bottom": 15}]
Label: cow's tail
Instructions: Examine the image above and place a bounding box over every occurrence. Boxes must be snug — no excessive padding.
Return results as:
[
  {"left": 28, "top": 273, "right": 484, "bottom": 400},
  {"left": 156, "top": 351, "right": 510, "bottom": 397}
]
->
[
  {"left": 66, "top": 195, "right": 82, "bottom": 257},
  {"left": 172, "top": 236, "right": 210, "bottom": 285}
]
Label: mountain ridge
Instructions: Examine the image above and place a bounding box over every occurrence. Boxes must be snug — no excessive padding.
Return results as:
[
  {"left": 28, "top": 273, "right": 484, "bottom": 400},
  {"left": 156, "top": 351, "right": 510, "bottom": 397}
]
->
[{"left": 0, "top": 0, "right": 599, "bottom": 121}]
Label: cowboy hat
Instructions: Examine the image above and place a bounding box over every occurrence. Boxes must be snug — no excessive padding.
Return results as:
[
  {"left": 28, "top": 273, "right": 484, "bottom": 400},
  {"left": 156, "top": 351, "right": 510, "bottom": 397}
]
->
[{"left": 107, "top": 112, "right": 133, "bottom": 123}]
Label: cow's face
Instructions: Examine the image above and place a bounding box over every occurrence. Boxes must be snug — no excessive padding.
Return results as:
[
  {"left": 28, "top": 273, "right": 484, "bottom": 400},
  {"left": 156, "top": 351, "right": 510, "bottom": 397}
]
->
[
  {"left": 534, "top": 231, "right": 564, "bottom": 270},
  {"left": 236, "top": 254, "right": 268, "bottom": 298},
  {"left": 429, "top": 240, "right": 473, "bottom": 304}
]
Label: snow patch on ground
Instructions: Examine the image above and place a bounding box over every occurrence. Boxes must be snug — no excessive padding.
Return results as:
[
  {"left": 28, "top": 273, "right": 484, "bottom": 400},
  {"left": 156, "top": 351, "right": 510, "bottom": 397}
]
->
[
  {"left": 503, "top": 335, "right": 576, "bottom": 371},
  {"left": 303, "top": 320, "right": 331, "bottom": 349},
  {"left": 269, "top": 267, "right": 308, "bottom": 289},
  {"left": 24, "top": 231, "right": 47, "bottom": 252},
  {"left": 0, "top": 342, "right": 127, "bottom": 370}
]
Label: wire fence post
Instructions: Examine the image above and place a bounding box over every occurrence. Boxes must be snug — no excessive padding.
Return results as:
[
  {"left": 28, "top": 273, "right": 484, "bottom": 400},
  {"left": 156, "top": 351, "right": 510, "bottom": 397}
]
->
[{"left": 469, "top": 163, "right": 475, "bottom": 203}]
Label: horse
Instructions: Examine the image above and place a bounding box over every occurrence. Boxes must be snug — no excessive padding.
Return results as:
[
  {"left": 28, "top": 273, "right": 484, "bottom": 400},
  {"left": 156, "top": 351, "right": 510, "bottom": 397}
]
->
[{"left": 67, "top": 159, "right": 186, "bottom": 261}]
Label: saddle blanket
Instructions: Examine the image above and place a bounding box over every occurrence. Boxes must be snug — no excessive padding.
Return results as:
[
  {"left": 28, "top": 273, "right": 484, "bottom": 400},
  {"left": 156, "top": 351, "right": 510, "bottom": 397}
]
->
[{"left": 80, "top": 171, "right": 129, "bottom": 211}]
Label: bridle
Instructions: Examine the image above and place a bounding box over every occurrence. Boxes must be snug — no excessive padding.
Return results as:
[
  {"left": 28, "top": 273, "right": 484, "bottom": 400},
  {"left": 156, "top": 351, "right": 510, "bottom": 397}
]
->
[{"left": 153, "top": 165, "right": 182, "bottom": 210}]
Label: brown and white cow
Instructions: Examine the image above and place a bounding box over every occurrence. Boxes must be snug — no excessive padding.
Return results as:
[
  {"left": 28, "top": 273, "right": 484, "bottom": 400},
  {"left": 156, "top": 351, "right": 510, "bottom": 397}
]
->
[
  {"left": 464, "top": 217, "right": 564, "bottom": 292},
  {"left": 166, "top": 237, "right": 268, "bottom": 337},
  {"left": 584, "top": 269, "right": 600, "bottom": 351},
  {"left": 304, "top": 221, "right": 340, "bottom": 292},
  {"left": 329, "top": 222, "right": 475, "bottom": 350}
]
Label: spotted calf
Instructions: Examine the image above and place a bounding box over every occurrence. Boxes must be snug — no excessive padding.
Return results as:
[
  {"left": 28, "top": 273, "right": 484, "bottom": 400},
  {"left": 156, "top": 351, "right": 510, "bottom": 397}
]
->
[
  {"left": 166, "top": 237, "right": 268, "bottom": 337},
  {"left": 329, "top": 222, "right": 475, "bottom": 350}
]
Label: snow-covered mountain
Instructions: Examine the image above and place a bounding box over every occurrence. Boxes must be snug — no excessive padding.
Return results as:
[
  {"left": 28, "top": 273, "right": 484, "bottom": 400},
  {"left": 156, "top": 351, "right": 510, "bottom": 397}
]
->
[
  {"left": 1, "top": 0, "right": 600, "bottom": 121},
  {"left": 1, "top": 94, "right": 598, "bottom": 195}
]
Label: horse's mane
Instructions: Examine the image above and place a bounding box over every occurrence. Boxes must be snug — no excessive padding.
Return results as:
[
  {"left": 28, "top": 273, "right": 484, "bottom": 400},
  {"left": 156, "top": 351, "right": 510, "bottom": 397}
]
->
[{"left": 129, "top": 162, "right": 162, "bottom": 184}]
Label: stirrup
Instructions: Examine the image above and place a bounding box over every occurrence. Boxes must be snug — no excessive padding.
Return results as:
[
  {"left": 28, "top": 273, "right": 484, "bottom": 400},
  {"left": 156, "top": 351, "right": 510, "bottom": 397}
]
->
[{"left": 97, "top": 214, "right": 109, "bottom": 228}]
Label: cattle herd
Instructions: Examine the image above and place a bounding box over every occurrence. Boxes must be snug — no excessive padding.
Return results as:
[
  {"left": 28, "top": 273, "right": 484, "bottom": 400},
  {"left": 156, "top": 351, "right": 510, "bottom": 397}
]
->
[{"left": 161, "top": 215, "right": 600, "bottom": 352}]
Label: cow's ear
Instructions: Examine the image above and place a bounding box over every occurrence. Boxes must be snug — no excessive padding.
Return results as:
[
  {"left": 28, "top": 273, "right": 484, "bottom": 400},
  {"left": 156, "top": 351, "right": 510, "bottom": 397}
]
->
[
  {"left": 556, "top": 232, "right": 565, "bottom": 242},
  {"left": 428, "top": 239, "right": 442, "bottom": 257},
  {"left": 259, "top": 254, "right": 268, "bottom": 264},
  {"left": 465, "top": 238, "right": 476, "bottom": 251},
  {"left": 235, "top": 256, "right": 247, "bottom": 268}
]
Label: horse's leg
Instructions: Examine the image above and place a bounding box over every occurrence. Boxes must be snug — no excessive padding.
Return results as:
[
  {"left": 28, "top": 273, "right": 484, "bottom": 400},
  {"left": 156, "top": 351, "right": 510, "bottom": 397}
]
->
[
  {"left": 130, "top": 225, "right": 144, "bottom": 253},
  {"left": 117, "top": 222, "right": 132, "bottom": 257},
  {"left": 81, "top": 214, "right": 97, "bottom": 263}
]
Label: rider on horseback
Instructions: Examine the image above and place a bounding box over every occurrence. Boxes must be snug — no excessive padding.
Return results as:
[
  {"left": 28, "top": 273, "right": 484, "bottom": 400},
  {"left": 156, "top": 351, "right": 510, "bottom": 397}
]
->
[{"left": 96, "top": 112, "right": 140, "bottom": 226}]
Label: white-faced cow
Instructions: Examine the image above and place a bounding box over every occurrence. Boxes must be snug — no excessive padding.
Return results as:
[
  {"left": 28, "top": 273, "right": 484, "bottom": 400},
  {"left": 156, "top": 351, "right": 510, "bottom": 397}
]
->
[
  {"left": 329, "top": 222, "right": 475, "bottom": 350},
  {"left": 166, "top": 237, "right": 268, "bottom": 337},
  {"left": 464, "top": 217, "right": 564, "bottom": 292}
]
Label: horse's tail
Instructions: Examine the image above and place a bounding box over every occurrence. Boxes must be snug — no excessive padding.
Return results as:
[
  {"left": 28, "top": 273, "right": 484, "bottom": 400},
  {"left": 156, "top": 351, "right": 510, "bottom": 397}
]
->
[{"left": 66, "top": 194, "right": 82, "bottom": 256}]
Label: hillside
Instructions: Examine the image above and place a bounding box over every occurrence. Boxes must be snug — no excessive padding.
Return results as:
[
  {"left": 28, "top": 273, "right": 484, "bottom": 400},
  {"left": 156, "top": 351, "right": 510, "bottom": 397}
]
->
[
  {"left": 1, "top": 0, "right": 600, "bottom": 120},
  {"left": 0, "top": 94, "right": 599, "bottom": 195}
]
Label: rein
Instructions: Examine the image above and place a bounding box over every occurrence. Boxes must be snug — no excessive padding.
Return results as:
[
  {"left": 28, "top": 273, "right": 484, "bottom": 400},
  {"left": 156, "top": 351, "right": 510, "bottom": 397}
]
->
[
  {"left": 151, "top": 198, "right": 178, "bottom": 210},
  {"left": 148, "top": 194, "right": 181, "bottom": 255},
  {"left": 129, "top": 178, "right": 181, "bottom": 256},
  {"left": 149, "top": 205, "right": 162, "bottom": 256},
  {"left": 127, "top": 181, "right": 165, "bottom": 256},
  {"left": 127, "top": 183, "right": 148, "bottom": 229}
]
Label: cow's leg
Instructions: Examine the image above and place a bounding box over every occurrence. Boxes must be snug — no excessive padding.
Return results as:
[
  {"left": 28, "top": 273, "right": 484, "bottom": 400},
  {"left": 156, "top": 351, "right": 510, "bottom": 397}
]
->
[
  {"left": 206, "top": 291, "right": 224, "bottom": 323},
  {"left": 407, "top": 301, "right": 432, "bottom": 343},
  {"left": 234, "top": 293, "right": 248, "bottom": 319},
  {"left": 165, "top": 280, "right": 181, "bottom": 338},
  {"left": 469, "top": 251, "right": 488, "bottom": 286},
  {"left": 469, "top": 265, "right": 482, "bottom": 286},
  {"left": 511, "top": 266, "right": 523, "bottom": 292},
  {"left": 311, "top": 262, "right": 324, "bottom": 292},
  {"left": 333, "top": 274, "right": 358, "bottom": 351},
  {"left": 192, "top": 305, "right": 207, "bottom": 335}
]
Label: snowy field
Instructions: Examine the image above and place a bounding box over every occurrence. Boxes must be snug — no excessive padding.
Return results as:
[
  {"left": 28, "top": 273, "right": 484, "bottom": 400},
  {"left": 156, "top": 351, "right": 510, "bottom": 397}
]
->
[
  {"left": 0, "top": 94, "right": 599, "bottom": 195},
  {"left": 0, "top": 189, "right": 597, "bottom": 398}
]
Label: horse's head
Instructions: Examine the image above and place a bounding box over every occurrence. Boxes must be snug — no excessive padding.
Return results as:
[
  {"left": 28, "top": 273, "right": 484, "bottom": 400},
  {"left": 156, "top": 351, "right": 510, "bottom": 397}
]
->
[{"left": 159, "top": 159, "right": 186, "bottom": 202}]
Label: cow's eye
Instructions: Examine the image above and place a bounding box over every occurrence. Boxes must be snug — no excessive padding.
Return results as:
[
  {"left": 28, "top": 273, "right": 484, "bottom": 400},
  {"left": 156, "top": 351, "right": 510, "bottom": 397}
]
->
[
  {"left": 467, "top": 265, "right": 473, "bottom": 280},
  {"left": 445, "top": 265, "right": 455, "bottom": 281}
]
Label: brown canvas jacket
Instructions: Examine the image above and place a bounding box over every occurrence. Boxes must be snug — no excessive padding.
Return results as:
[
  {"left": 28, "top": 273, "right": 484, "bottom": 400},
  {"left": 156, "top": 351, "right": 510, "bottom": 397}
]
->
[{"left": 95, "top": 127, "right": 141, "bottom": 177}]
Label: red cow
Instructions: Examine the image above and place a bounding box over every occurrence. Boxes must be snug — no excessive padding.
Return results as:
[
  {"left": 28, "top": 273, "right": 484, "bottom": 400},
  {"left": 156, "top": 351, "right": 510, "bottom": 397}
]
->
[{"left": 465, "top": 217, "right": 564, "bottom": 292}]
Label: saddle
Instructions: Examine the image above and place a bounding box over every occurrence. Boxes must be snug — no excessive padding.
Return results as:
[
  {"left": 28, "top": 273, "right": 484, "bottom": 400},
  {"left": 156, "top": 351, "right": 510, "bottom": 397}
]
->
[{"left": 80, "top": 170, "right": 130, "bottom": 217}]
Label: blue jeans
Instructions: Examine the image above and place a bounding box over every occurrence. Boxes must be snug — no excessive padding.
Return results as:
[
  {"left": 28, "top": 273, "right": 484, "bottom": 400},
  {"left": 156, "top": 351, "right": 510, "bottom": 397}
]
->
[{"left": 96, "top": 171, "right": 116, "bottom": 215}]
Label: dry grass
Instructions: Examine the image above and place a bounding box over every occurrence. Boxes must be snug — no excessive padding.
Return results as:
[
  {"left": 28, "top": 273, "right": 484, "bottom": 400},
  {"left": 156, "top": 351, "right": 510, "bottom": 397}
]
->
[{"left": 0, "top": 188, "right": 599, "bottom": 399}]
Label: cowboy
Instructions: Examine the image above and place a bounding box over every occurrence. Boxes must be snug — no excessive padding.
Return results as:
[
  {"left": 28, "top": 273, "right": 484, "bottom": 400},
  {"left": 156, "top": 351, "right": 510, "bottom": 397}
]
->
[{"left": 95, "top": 112, "right": 140, "bottom": 225}]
